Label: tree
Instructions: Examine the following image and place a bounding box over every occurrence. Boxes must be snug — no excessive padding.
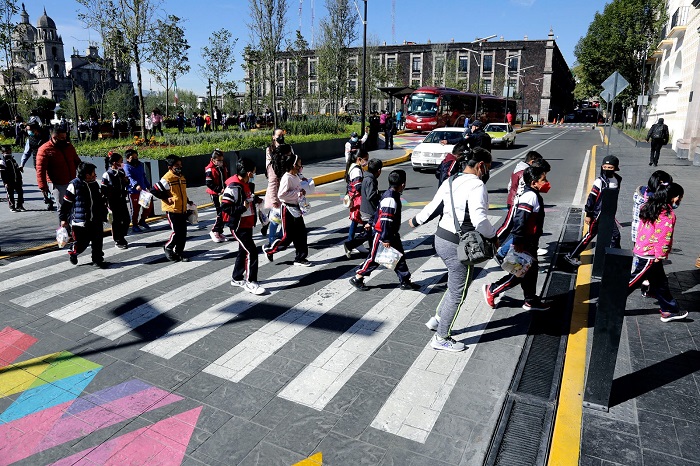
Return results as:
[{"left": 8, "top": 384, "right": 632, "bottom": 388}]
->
[
  {"left": 574, "top": 0, "right": 666, "bottom": 117},
  {"left": 248, "top": 0, "right": 288, "bottom": 128},
  {"left": 316, "top": 0, "right": 358, "bottom": 117},
  {"left": 148, "top": 15, "right": 190, "bottom": 117},
  {"left": 0, "top": 0, "right": 22, "bottom": 117},
  {"left": 281, "top": 30, "right": 308, "bottom": 114},
  {"left": 200, "top": 29, "right": 238, "bottom": 114},
  {"left": 77, "top": 0, "right": 161, "bottom": 137},
  {"left": 59, "top": 87, "right": 91, "bottom": 121},
  {"left": 104, "top": 84, "right": 137, "bottom": 120},
  {"left": 572, "top": 64, "right": 598, "bottom": 102}
]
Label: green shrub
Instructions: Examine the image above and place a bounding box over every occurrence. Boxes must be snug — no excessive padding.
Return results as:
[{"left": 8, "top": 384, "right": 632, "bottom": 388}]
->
[{"left": 281, "top": 116, "right": 345, "bottom": 135}]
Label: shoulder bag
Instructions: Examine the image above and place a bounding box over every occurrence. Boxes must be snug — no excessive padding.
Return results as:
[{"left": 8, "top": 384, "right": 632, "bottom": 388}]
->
[{"left": 448, "top": 175, "right": 496, "bottom": 265}]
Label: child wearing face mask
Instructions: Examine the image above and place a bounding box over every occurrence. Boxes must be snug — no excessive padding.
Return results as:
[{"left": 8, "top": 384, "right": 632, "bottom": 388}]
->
[
  {"left": 60, "top": 162, "right": 108, "bottom": 268},
  {"left": 629, "top": 182, "right": 686, "bottom": 322},
  {"left": 102, "top": 152, "right": 130, "bottom": 249},
  {"left": 123, "top": 149, "right": 153, "bottom": 232},
  {"left": 262, "top": 131, "right": 286, "bottom": 240},
  {"left": 345, "top": 149, "right": 369, "bottom": 243},
  {"left": 564, "top": 155, "right": 622, "bottom": 267},
  {"left": 152, "top": 155, "right": 191, "bottom": 262},
  {"left": 204, "top": 149, "right": 229, "bottom": 243},
  {"left": 482, "top": 165, "right": 551, "bottom": 312}
]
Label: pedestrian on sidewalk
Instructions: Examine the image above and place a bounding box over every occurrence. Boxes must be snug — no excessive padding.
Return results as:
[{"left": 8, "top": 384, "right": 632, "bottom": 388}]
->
[
  {"left": 222, "top": 157, "right": 266, "bottom": 295},
  {"left": 408, "top": 148, "right": 497, "bottom": 352},
  {"left": 123, "top": 149, "right": 153, "bottom": 232},
  {"left": 263, "top": 130, "right": 287, "bottom": 241},
  {"left": 35, "top": 124, "right": 81, "bottom": 212},
  {"left": 263, "top": 152, "right": 311, "bottom": 266},
  {"left": 60, "top": 162, "right": 108, "bottom": 268},
  {"left": 345, "top": 148, "right": 369, "bottom": 243},
  {"left": 344, "top": 158, "right": 382, "bottom": 257},
  {"left": 483, "top": 165, "right": 552, "bottom": 312},
  {"left": 152, "top": 155, "right": 191, "bottom": 262},
  {"left": 564, "top": 155, "right": 622, "bottom": 267},
  {"left": 101, "top": 152, "right": 130, "bottom": 249},
  {"left": 350, "top": 169, "right": 420, "bottom": 292},
  {"left": 344, "top": 129, "right": 368, "bottom": 165},
  {"left": 20, "top": 117, "right": 44, "bottom": 170},
  {"left": 204, "top": 149, "right": 229, "bottom": 243},
  {"left": 645, "top": 118, "right": 669, "bottom": 167},
  {"left": 629, "top": 182, "right": 687, "bottom": 322},
  {"left": 0, "top": 145, "right": 24, "bottom": 212},
  {"left": 631, "top": 170, "right": 673, "bottom": 243},
  {"left": 384, "top": 114, "right": 395, "bottom": 150}
]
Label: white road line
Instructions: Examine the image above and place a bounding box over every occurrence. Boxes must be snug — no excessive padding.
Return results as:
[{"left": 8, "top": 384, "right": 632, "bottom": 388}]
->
[
  {"left": 140, "top": 209, "right": 422, "bottom": 360},
  {"left": 492, "top": 129, "right": 571, "bottom": 178},
  {"left": 202, "top": 218, "right": 435, "bottom": 382},
  {"left": 573, "top": 149, "right": 591, "bottom": 206},
  {"left": 277, "top": 255, "right": 446, "bottom": 410},
  {"left": 90, "top": 214, "right": 351, "bottom": 341},
  {"left": 46, "top": 203, "right": 337, "bottom": 323}
]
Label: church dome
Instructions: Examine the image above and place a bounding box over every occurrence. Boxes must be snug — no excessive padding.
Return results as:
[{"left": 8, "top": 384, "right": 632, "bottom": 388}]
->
[
  {"left": 13, "top": 22, "right": 36, "bottom": 43},
  {"left": 37, "top": 9, "right": 56, "bottom": 29}
]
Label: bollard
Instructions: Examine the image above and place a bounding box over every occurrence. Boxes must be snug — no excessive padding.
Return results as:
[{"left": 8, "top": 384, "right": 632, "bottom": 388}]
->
[
  {"left": 592, "top": 188, "right": 620, "bottom": 278},
  {"left": 583, "top": 248, "right": 632, "bottom": 412}
]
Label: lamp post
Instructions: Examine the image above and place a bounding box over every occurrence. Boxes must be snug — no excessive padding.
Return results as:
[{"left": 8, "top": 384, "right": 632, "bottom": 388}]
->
[
  {"left": 461, "top": 48, "right": 482, "bottom": 119},
  {"left": 497, "top": 57, "right": 531, "bottom": 124},
  {"left": 360, "top": 0, "right": 368, "bottom": 134}
]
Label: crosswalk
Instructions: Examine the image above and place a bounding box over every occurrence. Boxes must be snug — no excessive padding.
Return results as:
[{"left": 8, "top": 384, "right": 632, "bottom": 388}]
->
[{"left": 2, "top": 197, "right": 543, "bottom": 445}]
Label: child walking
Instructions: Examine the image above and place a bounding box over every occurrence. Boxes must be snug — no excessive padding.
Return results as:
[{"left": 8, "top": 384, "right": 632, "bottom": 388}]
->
[
  {"left": 482, "top": 165, "right": 551, "bottom": 311},
  {"left": 101, "top": 152, "right": 130, "bottom": 249},
  {"left": 345, "top": 148, "right": 369, "bottom": 243},
  {"left": 631, "top": 170, "right": 672, "bottom": 243},
  {"left": 629, "top": 182, "right": 686, "bottom": 322},
  {"left": 221, "top": 157, "right": 266, "bottom": 295},
  {"left": 564, "top": 155, "right": 622, "bottom": 267},
  {"left": 152, "top": 155, "right": 191, "bottom": 262},
  {"left": 204, "top": 149, "right": 229, "bottom": 243},
  {"left": 0, "top": 145, "right": 24, "bottom": 212},
  {"left": 344, "top": 158, "right": 382, "bottom": 257},
  {"left": 60, "top": 162, "right": 108, "bottom": 267},
  {"left": 123, "top": 149, "right": 153, "bottom": 232},
  {"left": 263, "top": 152, "right": 311, "bottom": 266},
  {"left": 349, "top": 169, "right": 419, "bottom": 291}
]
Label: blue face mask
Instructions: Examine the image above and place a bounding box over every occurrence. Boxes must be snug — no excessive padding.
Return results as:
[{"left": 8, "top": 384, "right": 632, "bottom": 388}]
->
[
  {"left": 249, "top": 175, "right": 255, "bottom": 183},
  {"left": 27, "top": 130, "right": 34, "bottom": 136},
  {"left": 672, "top": 202, "right": 680, "bottom": 209}
]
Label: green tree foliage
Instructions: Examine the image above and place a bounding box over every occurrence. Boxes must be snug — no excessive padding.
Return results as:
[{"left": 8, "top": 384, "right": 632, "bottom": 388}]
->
[
  {"left": 200, "top": 28, "right": 238, "bottom": 113},
  {"left": 148, "top": 15, "right": 190, "bottom": 117},
  {"left": 280, "top": 30, "right": 308, "bottom": 115},
  {"left": 0, "top": 0, "right": 23, "bottom": 117},
  {"left": 104, "top": 84, "right": 137, "bottom": 120},
  {"left": 59, "top": 86, "right": 92, "bottom": 120},
  {"left": 574, "top": 0, "right": 666, "bottom": 107}
]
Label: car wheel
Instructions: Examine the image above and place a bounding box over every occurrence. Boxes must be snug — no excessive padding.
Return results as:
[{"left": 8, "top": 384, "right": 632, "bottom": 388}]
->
[{"left": 412, "top": 167, "right": 422, "bottom": 172}]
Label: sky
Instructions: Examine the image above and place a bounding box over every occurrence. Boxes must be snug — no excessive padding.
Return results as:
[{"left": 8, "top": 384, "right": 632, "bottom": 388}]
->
[{"left": 25, "top": 0, "right": 609, "bottom": 97}]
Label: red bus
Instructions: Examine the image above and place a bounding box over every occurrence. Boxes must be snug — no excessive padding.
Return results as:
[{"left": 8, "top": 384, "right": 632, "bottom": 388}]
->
[{"left": 403, "top": 87, "right": 516, "bottom": 132}]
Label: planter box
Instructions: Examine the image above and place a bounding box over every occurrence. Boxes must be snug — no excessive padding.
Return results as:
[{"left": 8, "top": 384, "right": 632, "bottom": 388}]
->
[{"left": 676, "top": 139, "right": 690, "bottom": 159}]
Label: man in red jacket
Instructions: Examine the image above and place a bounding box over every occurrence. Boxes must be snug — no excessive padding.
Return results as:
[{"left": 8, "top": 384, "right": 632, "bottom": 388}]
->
[{"left": 36, "top": 124, "right": 81, "bottom": 211}]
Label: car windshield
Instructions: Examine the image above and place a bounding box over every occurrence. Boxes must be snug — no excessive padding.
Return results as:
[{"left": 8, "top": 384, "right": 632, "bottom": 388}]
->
[
  {"left": 423, "top": 131, "right": 462, "bottom": 144},
  {"left": 408, "top": 93, "right": 438, "bottom": 116},
  {"left": 484, "top": 124, "right": 507, "bottom": 133}
]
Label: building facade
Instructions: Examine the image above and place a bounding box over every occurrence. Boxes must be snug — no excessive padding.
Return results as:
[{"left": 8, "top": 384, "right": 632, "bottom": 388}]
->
[
  {"left": 244, "top": 30, "right": 574, "bottom": 123},
  {"left": 646, "top": 0, "right": 700, "bottom": 160}
]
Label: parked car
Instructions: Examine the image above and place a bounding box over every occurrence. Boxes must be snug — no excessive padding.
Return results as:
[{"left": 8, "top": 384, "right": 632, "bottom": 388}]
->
[
  {"left": 484, "top": 123, "right": 516, "bottom": 148},
  {"left": 411, "top": 127, "right": 464, "bottom": 171}
]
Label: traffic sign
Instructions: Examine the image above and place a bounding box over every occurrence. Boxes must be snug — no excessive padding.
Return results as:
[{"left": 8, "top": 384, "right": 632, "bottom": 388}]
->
[
  {"left": 601, "top": 72, "right": 629, "bottom": 99},
  {"left": 601, "top": 89, "right": 613, "bottom": 102}
]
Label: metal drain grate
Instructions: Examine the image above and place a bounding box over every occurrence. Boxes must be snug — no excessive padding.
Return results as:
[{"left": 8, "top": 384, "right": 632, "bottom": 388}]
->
[
  {"left": 493, "top": 400, "right": 548, "bottom": 466},
  {"left": 516, "top": 334, "right": 562, "bottom": 398}
]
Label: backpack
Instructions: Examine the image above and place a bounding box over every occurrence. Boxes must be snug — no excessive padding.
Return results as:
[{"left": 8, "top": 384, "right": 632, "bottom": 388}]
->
[{"left": 651, "top": 124, "right": 664, "bottom": 140}]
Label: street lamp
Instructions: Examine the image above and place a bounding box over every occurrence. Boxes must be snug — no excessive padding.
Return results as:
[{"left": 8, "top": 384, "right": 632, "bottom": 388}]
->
[
  {"left": 461, "top": 48, "right": 482, "bottom": 119},
  {"left": 360, "top": 0, "right": 368, "bottom": 134}
]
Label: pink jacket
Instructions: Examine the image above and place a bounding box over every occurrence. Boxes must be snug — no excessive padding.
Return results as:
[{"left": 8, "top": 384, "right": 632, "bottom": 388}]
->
[
  {"left": 633, "top": 208, "right": 675, "bottom": 259},
  {"left": 264, "top": 148, "right": 280, "bottom": 209}
]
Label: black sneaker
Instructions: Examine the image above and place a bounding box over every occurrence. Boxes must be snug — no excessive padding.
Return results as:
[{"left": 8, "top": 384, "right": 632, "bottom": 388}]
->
[
  {"left": 399, "top": 281, "right": 421, "bottom": 291},
  {"left": 522, "top": 299, "right": 550, "bottom": 311},
  {"left": 179, "top": 254, "right": 190, "bottom": 262},
  {"left": 47, "top": 204, "right": 56, "bottom": 211},
  {"left": 164, "top": 248, "right": 179, "bottom": 261},
  {"left": 262, "top": 245, "right": 274, "bottom": 262},
  {"left": 261, "top": 224, "right": 268, "bottom": 236},
  {"left": 563, "top": 254, "right": 581, "bottom": 267},
  {"left": 294, "top": 259, "right": 312, "bottom": 267},
  {"left": 16, "top": 205, "right": 26, "bottom": 212},
  {"left": 68, "top": 253, "right": 78, "bottom": 265},
  {"left": 350, "top": 276, "right": 369, "bottom": 291},
  {"left": 92, "top": 260, "right": 109, "bottom": 269},
  {"left": 116, "top": 242, "right": 128, "bottom": 249},
  {"left": 139, "top": 221, "right": 151, "bottom": 230}
]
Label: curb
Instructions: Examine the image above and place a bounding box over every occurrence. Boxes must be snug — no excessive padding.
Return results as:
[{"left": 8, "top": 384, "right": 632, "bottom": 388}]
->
[{"left": 0, "top": 149, "right": 413, "bottom": 262}]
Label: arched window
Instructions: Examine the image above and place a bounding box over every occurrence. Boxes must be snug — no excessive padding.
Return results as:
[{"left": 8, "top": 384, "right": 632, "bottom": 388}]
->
[
  {"left": 54, "top": 64, "right": 60, "bottom": 77},
  {"left": 672, "top": 52, "right": 682, "bottom": 84},
  {"left": 42, "top": 90, "right": 47, "bottom": 95},
  {"left": 52, "top": 46, "right": 57, "bottom": 59},
  {"left": 39, "top": 64, "right": 45, "bottom": 77}
]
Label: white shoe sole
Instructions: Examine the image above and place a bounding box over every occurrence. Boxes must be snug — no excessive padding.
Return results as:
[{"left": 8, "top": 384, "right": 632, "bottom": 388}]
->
[
  {"left": 660, "top": 311, "right": 688, "bottom": 322},
  {"left": 430, "top": 339, "right": 466, "bottom": 352},
  {"left": 424, "top": 316, "right": 439, "bottom": 331}
]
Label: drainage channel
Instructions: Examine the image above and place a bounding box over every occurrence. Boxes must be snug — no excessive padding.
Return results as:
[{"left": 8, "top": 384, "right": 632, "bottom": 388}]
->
[{"left": 484, "top": 207, "right": 583, "bottom": 466}]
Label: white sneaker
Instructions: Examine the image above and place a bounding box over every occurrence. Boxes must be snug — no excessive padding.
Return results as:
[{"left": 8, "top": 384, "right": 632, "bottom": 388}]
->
[
  {"left": 244, "top": 281, "right": 266, "bottom": 295},
  {"left": 537, "top": 248, "right": 548, "bottom": 256},
  {"left": 230, "top": 279, "right": 245, "bottom": 288},
  {"left": 210, "top": 231, "right": 224, "bottom": 243},
  {"left": 425, "top": 315, "right": 440, "bottom": 331},
  {"left": 216, "top": 232, "right": 228, "bottom": 242},
  {"left": 430, "top": 334, "right": 466, "bottom": 352}
]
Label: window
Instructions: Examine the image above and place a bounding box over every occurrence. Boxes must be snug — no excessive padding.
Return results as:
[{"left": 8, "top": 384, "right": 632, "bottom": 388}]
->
[
  {"left": 54, "top": 64, "right": 60, "bottom": 77},
  {"left": 309, "top": 59, "right": 317, "bottom": 77},
  {"left": 412, "top": 56, "right": 421, "bottom": 73},
  {"left": 483, "top": 55, "right": 493, "bottom": 73},
  {"left": 508, "top": 55, "right": 519, "bottom": 73},
  {"left": 288, "top": 62, "right": 297, "bottom": 78},
  {"left": 458, "top": 56, "right": 468, "bottom": 73},
  {"left": 386, "top": 56, "right": 395, "bottom": 69},
  {"left": 483, "top": 79, "right": 492, "bottom": 94},
  {"left": 434, "top": 54, "right": 445, "bottom": 75},
  {"left": 349, "top": 80, "right": 357, "bottom": 93},
  {"left": 276, "top": 82, "right": 284, "bottom": 95},
  {"left": 411, "top": 78, "right": 421, "bottom": 88},
  {"left": 309, "top": 81, "right": 317, "bottom": 94},
  {"left": 276, "top": 62, "right": 284, "bottom": 79},
  {"left": 348, "top": 58, "right": 358, "bottom": 78}
]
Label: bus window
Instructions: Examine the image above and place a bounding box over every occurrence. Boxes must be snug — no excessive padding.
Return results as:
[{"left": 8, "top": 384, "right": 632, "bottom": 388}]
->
[{"left": 408, "top": 93, "right": 439, "bottom": 116}]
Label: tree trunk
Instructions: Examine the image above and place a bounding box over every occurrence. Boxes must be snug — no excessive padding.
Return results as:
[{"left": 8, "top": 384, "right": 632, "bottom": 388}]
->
[
  {"left": 165, "top": 74, "right": 170, "bottom": 118},
  {"left": 134, "top": 45, "right": 146, "bottom": 138}
]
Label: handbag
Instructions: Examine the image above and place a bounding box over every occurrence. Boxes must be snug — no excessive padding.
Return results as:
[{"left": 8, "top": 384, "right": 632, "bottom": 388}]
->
[{"left": 448, "top": 175, "right": 496, "bottom": 265}]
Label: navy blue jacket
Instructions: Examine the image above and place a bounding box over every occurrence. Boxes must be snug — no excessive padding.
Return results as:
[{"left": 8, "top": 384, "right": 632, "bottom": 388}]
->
[
  {"left": 371, "top": 187, "right": 402, "bottom": 241},
  {"left": 59, "top": 178, "right": 107, "bottom": 226}
]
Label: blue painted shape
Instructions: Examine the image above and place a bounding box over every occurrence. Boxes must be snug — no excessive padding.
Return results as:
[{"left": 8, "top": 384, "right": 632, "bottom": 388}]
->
[{"left": 0, "top": 368, "right": 101, "bottom": 423}]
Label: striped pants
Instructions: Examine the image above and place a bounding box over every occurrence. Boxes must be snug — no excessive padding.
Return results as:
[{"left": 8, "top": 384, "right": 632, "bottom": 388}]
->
[
  {"left": 231, "top": 228, "right": 258, "bottom": 282},
  {"left": 355, "top": 232, "right": 410, "bottom": 283},
  {"left": 488, "top": 248, "right": 539, "bottom": 301},
  {"left": 628, "top": 256, "right": 679, "bottom": 313}
]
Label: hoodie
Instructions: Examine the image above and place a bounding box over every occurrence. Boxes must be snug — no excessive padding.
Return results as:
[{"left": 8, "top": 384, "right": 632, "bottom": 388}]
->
[
  {"left": 506, "top": 161, "right": 530, "bottom": 206},
  {"left": 631, "top": 185, "right": 651, "bottom": 243}
]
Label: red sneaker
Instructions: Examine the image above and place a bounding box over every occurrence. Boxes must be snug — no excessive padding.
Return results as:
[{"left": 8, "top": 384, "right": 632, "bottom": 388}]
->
[{"left": 482, "top": 284, "right": 496, "bottom": 308}]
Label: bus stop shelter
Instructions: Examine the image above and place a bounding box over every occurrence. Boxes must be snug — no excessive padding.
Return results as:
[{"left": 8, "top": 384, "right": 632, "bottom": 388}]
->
[{"left": 377, "top": 86, "right": 415, "bottom": 113}]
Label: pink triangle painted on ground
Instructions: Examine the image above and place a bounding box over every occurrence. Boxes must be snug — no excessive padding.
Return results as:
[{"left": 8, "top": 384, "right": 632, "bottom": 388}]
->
[
  {"left": 48, "top": 407, "right": 202, "bottom": 466},
  {"left": 0, "top": 327, "right": 38, "bottom": 368}
]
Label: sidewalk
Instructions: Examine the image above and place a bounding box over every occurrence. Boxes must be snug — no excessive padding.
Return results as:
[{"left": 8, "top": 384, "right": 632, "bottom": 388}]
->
[
  {"left": 577, "top": 128, "right": 700, "bottom": 465},
  {"left": 0, "top": 146, "right": 409, "bottom": 260}
]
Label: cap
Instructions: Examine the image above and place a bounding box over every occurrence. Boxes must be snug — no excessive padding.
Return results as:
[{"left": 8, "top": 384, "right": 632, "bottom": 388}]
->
[
  {"left": 601, "top": 155, "right": 620, "bottom": 171},
  {"left": 1, "top": 144, "right": 12, "bottom": 153},
  {"left": 351, "top": 131, "right": 358, "bottom": 138},
  {"left": 471, "top": 120, "right": 483, "bottom": 128},
  {"left": 27, "top": 116, "right": 41, "bottom": 127}
]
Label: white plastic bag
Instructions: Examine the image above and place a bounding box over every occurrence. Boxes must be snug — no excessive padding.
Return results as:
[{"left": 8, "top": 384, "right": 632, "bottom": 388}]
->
[
  {"left": 138, "top": 190, "right": 153, "bottom": 208},
  {"left": 342, "top": 194, "right": 351, "bottom": 208},
  {"left": 375, "top": 243, "right": 403, "bottom": 270},
  {"left": 269, "top": 207, "right": 282, "bottom": 225},
  {"left": 501, "top": 245, "right": 533, "bottom": 278},
  {"left": 258, "top": 209, "right": 270, "bottom": 226},
  {"left": 186, "top": 202, "right": 199, "bottom": 225},
  {"left": 299, "top": 194, "right": 311, "bottom": 215},
  {"left": 106, "top": 209, "right": 114, "bottom": 225},
  {"left": 56, "top": 227, "right": 70, "bottom": 248},
  {"left": 300, "top": 178, "right": 315, "bottom": 195}
]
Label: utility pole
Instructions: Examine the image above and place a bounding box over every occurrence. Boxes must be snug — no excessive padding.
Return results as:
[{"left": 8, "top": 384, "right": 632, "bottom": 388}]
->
[
  {"left": 360, "top": 0, "right": 368, "bottom": 135},
  {"left": 71, "top": 77, "right": 80, "bottom": 141},
  {"left": 208, "top": 79, "right": 214, "bottom": 130}
]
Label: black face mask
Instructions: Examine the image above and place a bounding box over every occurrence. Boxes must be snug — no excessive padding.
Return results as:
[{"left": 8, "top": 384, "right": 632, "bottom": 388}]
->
[
  {"left": 480, "top": 165, "right": 490, "bottom": 184},
  {"left": 276, "top": 136, "right": 285, "bottom": 144},
  {"left": 602, "top": 169, "right": 615, "bottom": 178},
  {"left": 128, "top": 159, "right": 138, "bottom": 166},
  {"left": 173, "top": 167, "right": 183, "bottom": 176},
  {"left": 54, "top": 139, "right": 67, "bottom": 148}
]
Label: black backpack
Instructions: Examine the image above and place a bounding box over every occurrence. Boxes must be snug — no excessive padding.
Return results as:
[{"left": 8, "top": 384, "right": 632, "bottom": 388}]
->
[{"left": 651, "top": 124, "right": 665, "bottom": 140}]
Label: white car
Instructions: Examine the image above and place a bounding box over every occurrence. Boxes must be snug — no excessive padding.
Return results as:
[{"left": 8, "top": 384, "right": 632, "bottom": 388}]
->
[
  {"left": 411, "top": 127, "right": 465, "bottom": 171},
  {"left": 484, "top": 123, "right": 516, "bottom": 148}
]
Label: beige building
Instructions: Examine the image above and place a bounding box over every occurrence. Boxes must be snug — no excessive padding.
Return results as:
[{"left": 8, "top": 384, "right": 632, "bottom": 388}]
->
[{"left": 647, "top": 1, "right": 700, "bottom": 163}]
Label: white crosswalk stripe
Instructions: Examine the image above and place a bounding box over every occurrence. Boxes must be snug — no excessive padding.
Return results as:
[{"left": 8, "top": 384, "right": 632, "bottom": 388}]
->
[
  {"left": 139, "top": 208, "right": 422, "bottom": 359},
  {"left": 203, "top": 216, "right": 433, "bottom": 382}
]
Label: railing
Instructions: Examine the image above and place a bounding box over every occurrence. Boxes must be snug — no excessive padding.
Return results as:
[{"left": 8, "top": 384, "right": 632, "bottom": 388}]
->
[{"left": 671, "top": 6, "right": 689, "bottom": 29}]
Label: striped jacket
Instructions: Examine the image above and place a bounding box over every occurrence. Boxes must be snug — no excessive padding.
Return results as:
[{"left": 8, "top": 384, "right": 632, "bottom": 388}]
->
[
  {"left": 221, "top": 175, "right": 257, "bottom": 230},
  {"left": 372, "top": 187, "right": 402, "bottom": 242},
  {"left": 153, "top": 170, "right": 188, "bottom": 213},
  {"left": 511, "top": 186, "right": 544, "bottom": 249},
  {"left": 584, "top": 173, "right": 621, "bottom": 219}
]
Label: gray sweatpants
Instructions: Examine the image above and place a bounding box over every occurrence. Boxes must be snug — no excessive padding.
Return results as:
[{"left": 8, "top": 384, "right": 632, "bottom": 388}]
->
[{"left": 434, "top": 235, "right": 474, "bottom": 338}]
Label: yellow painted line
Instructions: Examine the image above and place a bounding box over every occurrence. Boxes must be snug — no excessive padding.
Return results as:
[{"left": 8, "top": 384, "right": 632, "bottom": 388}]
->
[
  {"left": 293, "top": 452, "right": 322, "bottom": 465},
  {"left": 598, "top": 127, "right": 608, "bottom": 145},
  {"left": 547, "top": 145, "right": 596, "bottom": 466}
]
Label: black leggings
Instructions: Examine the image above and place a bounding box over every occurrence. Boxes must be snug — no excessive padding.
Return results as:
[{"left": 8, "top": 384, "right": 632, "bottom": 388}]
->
[
  {"left": 267, "top": 204, "right": 308, "bottom": 261},
  {"left": 232, "top": 228, "right": 258, "bottom": 282}
]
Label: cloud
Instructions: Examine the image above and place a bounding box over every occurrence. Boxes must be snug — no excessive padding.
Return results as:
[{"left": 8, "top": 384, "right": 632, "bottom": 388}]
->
[{"left": 510, "top": 0, "right": 536, "bottom": 6}]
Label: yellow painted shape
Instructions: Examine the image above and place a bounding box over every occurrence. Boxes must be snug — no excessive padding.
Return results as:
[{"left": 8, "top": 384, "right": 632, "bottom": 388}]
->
[
  {"left": 547, "top": 146, "right": 596, "bottom": 466},
  {"left": 293, "top": 451, "right": 322, "bottom": 465},
  {"left": 0, "top": 351, "right": 101, "bottom": 397}
]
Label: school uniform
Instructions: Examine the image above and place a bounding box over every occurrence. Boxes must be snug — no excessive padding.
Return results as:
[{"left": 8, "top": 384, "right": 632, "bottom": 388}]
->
[
  {"left": 346, "top": 163, "right": 364, "bottom": 241},
  {"left": 152, "top": 170, "right": 189, "bottom": 259},
  {"left": 222, "top": 175, "right": 260, "bottom": 283},
  {"left": 59, "top": 177, "right": 107, "bottom": 264},
  {"left": 0, "top": 153, "right": 23, "bottom": 210},
  {"left": 264, "top": 172, "right": 308, "bottom": 263},
  {"left": 101, "top": 167, "right": 130, "bottom": 246},
  {"left": 204, "top": 160, "right": 229, "bottom": 234}
]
